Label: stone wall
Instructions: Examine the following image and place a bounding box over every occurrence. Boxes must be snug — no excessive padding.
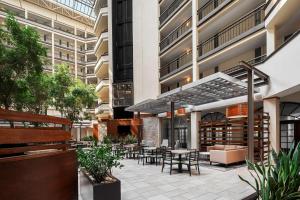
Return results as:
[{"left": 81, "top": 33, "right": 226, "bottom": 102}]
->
[{"left": 142, "top": 117, "right": 160, "bottom": 146}]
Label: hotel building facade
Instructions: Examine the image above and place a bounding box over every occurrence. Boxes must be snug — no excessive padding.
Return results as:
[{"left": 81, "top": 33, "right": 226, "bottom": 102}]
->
[{"left": 127, "top": 0, "right": 300, "bottom": 159}]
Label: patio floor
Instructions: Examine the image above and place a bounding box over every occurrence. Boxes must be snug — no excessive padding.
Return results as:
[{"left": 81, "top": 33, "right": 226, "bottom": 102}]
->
[{"left": 111, "top": 159, "right": 255, "bottom": 200}]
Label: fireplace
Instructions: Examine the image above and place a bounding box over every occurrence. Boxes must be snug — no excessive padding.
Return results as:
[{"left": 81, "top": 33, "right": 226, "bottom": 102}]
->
[{"left": 117, "top": 125, "right": 131, "bottom": 137}]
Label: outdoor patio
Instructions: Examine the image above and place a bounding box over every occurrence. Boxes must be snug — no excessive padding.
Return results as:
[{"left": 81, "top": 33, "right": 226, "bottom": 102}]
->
[{"left": 97, "top": 159, "right": 254, "bottom": 200}]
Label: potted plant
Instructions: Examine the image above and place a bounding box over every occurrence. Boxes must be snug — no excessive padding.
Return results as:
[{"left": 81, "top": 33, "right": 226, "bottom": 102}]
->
[
  {"left": 240, "top": 143, "right": 300, "bottom": 200},
  {"left": 77, "top": 144, "right": 123, "bottom": 200}
]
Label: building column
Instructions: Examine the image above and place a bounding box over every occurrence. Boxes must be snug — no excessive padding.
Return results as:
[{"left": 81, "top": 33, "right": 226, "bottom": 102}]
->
[
  {"left": 191, "top": 111, "right": 201, "bottom": 149},
  {"left": 51, "top": 32, "right": 55, "bottom": 73},
  {"left": 192, "top": 0, "right": 199, "bottom": 81},
  {"left": 263, "top": 97, "right": 280, "bottom": 153},
  {"left": 267, "top": 27, "right": 276, "bottom": 56},
  {"left": 24, "top": 9, "right": 28, "bottom": 19},
  {"left": 75, "top": 40, "right": 78, "bottom": 78}
]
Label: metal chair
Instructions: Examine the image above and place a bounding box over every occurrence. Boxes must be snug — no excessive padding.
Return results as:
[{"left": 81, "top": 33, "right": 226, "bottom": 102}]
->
[
  {"left": 161, "top": 150, "right": 179, "bottom": 175},
  {"left": 183, "top": 149, "right": 200, "bottom": 176}
]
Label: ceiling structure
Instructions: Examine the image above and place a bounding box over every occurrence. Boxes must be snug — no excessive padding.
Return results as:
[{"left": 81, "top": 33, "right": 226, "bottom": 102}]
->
[{"left": 55, "top": 0, "right": 96, "bottom": 18}]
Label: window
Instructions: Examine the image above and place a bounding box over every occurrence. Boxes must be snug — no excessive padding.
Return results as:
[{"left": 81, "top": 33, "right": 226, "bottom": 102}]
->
[
  {"left": 214, "top": 66, "right": 219, "bottom": 73},
  {"left": 200, "top": 73, "right": 203, "bottom": 79},
  {"left": 59, "top": 39, "right": 62, "bottom": 45},
  {"left": 44, "top": 35, "right": 47, "bottom": 41},
  {"left": 67, "top": 54, "right": 69, "bottom": 60},
  {"left": 67, "top": 41, "right": 69, "bottom": 47},
  {"left": 59, "top": 52, "right": 62, "bottom": 58}
]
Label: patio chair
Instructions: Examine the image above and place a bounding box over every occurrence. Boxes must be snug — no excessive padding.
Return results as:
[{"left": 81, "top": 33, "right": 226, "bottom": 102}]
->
[
  {"left": 161, "top": 150, "right": 179, "bottom": 175},
  {"left": 183, "top": 150, "right": 200, "bottom": 176},
  {"left": 161, "top": 139, "right": 169, "bottom": 147},
  {"left": 150, "top": 147, "right": 165, "bottom": 166},
  {"left": 137, "top": 147, "right": 151, "bottom": 165}
]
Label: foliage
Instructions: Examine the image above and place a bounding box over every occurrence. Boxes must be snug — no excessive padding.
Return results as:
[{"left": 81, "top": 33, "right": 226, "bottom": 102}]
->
[
  {"left": 50, "top": 64, "right": 96, "bottom": 123},
  {"left": 239, "top": 143, "right": 300, "bottom": 200},
  {"left": 123, "top": 135, "right": 137, "bottom": 144},
  {"left": 82, "top": 135, "right": 98, "bottom": 146},
  {"left": 77, "top": 145, "right": 123, "bottom": 183},
  {"left": 0, "top": 14, "right": 47, "bottom": 110}
]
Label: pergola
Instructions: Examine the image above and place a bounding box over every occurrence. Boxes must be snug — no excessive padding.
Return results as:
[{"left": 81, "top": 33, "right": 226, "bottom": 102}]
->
[{"left": 126, "top": 61, "right": 269, "bottom": 162}]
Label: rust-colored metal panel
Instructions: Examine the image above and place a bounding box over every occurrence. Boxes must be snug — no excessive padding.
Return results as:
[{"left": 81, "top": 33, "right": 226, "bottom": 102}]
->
[
  {"left": 226, "top": 103, "right": 248, "bottom": 118},
  {"left": 0, "top": 150, "right": 78, "bottom": 200}
]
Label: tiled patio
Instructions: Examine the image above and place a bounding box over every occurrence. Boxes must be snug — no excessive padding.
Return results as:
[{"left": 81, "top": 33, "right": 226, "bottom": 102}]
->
[{"left": 112, "top": 159, "right": 255, "bottom": 200}]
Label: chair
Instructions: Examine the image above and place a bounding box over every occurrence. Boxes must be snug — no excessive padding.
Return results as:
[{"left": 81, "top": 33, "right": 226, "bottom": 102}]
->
[
  {"left": 161, "top": 150, "right": 179, "bottom": 175},
  {"left": 183, "top": 150, "right": 200, "bottom": 176},
  {"left": 161, "top": 139, "right": 169, "bottom": 147},
  {"left": 137, "top": 147, "right": 151, "bottom": 165},
  {"left": 150, "top": 147, "right": 165, "bottom": 166}
]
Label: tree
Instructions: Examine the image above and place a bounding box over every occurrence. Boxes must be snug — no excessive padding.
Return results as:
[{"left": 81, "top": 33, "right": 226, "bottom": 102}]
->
[
  {"left": 50, "top": 64, "right": 97, "bottom": 123},
  {"left": 0, "top": 14, "right": 47, "bottom": 110}
]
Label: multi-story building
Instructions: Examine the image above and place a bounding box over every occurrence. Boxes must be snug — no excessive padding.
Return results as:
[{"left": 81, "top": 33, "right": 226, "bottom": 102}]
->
[
  {"left": 128, "top": 0, "right": 300, "bottom": 160},
  {"left": 0, "top": 0, "right": 99, "bottom": 140}
]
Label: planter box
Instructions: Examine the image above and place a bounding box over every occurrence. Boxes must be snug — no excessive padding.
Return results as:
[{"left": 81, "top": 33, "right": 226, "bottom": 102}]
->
[
  {"left": 242, "top": 193, "right": 258, "bottom": 200},
  {"left": 80, "top": 170, "right": 121, "bottom": 200}
]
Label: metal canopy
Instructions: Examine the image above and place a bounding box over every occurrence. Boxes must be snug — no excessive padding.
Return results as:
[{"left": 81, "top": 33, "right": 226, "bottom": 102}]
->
[
  {"left": 55, "top": 0, "right": 96, "bottom": 18},
  {"left": 126, "top": 72, "right": 259, "bottom": 114}
]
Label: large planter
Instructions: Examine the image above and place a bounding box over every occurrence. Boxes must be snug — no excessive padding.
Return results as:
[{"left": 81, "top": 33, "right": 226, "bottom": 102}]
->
[
  {"left": 80, "top": 170, "right": 121, "bottom": 200},
  {"left": 242, "top": 193, "right": 258, "bottom": 200}
]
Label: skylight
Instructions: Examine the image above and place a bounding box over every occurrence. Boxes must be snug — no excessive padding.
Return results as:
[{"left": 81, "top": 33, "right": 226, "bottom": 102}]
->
[{"left": 55, "top": 0, "right": 96, "bottom": 19}]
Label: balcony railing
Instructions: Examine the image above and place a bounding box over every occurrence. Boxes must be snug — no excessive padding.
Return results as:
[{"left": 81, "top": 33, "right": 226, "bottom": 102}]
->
[
  {"left": 160, "top": 17, "right": 192, "bottom": 51},
  {"left": 197, "top": 4, "right": 265, "bottom": 58},
  {"left": 198, "top": 0, "right": 226, "bottom": 21},
  {"left": 160, "top": 50, "right": 192, "bottom": 78},
  {"left": 161, "top": 79, "right": 189, "bottom": 94},
  {"left": 265, "top": 0, "right": 281, "bottom": 18},
  {"left": 159, "top": 0, "right": 182, "bottom": 25}
]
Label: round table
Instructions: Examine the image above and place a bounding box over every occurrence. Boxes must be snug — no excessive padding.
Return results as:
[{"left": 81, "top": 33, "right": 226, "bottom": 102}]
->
[{"left": 171, "top": 150, "right": 190, "bottom": 173}]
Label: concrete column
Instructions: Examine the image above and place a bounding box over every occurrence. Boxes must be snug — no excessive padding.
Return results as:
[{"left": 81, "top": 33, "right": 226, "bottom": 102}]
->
[
  {"left": 267, "top": 27, "right": 276, "bottom": 56},
  {"left": 51, "top": 32, "right": 55, "bottom": 73},
  {"left": 192, "top": 0, "right": 199, "bottom": 81},
  {"left": 75, "top": 40, "right": 78, "bottom": 78},
  {"left": 76, "top": 128, "right": 81, "bottom": 141},
  {"left": 191, "top": 111, "right": 201, "bottom": 149},
  {"left": 24, "top": 9, "right": 28, "bottom": 19},
  {"left": 107, "top": 0, "right": 114, "bottom": 115},
  {"left": 263, "top": 97, "right": 280, "bottom": 153}
]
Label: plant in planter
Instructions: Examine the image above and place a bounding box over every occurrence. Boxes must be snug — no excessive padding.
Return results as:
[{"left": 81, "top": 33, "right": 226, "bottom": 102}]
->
[
  {"left": 123, "top": 135, "right": 138, "bottom": 145},
  {"left": 239, "top": 143, "right": 300, "bottom": 200},
  {"left": 77, "top": 144, "right": 124, "bottom": 200}
]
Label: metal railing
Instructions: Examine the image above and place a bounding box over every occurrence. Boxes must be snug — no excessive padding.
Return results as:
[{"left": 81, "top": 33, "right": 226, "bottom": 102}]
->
[
  {"left": 159, "top": 0, "right": 182, "bottom": 25},
  {"left": 161, "top": 79, "right": 189, "bottom": 94},
  {"left": 198, "top": 0, "right": 226, "bottom": 21},
  {"left": 160, "top": 17, "right": 192, "bottom": 50},
  {"left": 160, "top": 50, "right": 192, "bottom": 78},
  {"left": 197, "top": 4, "right": 265, "bottom": 57},
  {"left": 265, "top": 0, "right": 281, "bottom": 18}
]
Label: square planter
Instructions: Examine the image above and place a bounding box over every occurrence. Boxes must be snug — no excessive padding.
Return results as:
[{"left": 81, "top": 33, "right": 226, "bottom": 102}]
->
[{"left": 80, "top": 170, "right": 121, "bottom": 200}]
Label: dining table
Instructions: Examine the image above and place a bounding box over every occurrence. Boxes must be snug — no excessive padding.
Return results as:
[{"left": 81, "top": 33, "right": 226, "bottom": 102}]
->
[
  {"left": 143, "top": 147, "right": 157, "bottom": 163},
  {"left": 171, "top": 149, "right": 190, "bottom": 173}
]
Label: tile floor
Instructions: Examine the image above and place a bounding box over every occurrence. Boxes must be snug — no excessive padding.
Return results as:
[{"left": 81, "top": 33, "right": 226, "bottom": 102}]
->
[{"left": 110, "top": 159, "right": 255, "bottom": 200}]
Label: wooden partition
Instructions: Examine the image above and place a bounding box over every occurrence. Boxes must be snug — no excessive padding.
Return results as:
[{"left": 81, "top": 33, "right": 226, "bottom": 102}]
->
[
  {"left": 0, "top": 109, "right": 78, "bottom": 200},
  {"left": 199, "top": 112, "right": 270, "bottom": 163}
]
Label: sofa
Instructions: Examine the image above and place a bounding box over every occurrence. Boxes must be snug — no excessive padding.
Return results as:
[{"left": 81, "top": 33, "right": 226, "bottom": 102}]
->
[{"left": 207, "top": 145, "right": 248, "bottom": 165}]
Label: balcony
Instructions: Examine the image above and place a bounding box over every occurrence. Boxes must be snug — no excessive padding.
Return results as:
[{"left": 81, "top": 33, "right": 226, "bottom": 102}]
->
[
  {"left": 160, "top": 0, "right": 188, "bottom": 26},
  {"left": 94, "top": 30, "right": 108, "bottom": 53},
  {"left": 197, "top": 0, "right": 230, "bottom": 22},
  {"left": 95, "top": 79, "right": 109, "bottom": 93},
  {"left": 160, "top": 50, "right": 192, "bottom": 79},
  {"left": 160, "top": 17, "right": 192, "bottom": 52},
  {"left": 54, "top": 56, "right": 75, "bottom": 64},
  {"left": 95, "top": 102, "right": 110, "bottom": 115},
  {"left": 94, "top": 52, "right": 108, "bottom": 75},
  {"left": 265, "top": 0, "right": 281, "bottom": 18},
  {"left": 197, "top": 4, "right": 265, "bottom": 59}
]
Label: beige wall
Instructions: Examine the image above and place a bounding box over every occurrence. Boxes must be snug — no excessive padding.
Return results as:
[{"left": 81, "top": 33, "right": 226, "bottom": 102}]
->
[{"left": 132, "top": 0, "right": 160, "bottom": 104}]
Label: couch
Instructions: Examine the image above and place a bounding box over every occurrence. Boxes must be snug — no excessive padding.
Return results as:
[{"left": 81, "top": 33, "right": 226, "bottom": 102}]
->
[{"left": 207, "top": 145, "right": 248, "bottom": 165}]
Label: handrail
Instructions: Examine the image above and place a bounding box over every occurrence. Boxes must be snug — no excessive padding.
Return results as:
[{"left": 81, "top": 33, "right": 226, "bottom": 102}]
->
[
  {"left": 160, "top": 50, "right": 192, "bottom": 77},
  {"left": 197, "top": 0, "right": 226, "bottom": 21},
  {"left": 160, "top": 17, "right": 192, "bottom": 50},
  {"left": 197, "top": 4, "right": 265, "bottom": 57},
  {"left": 159, "top": 0, "right": 182, "bottom": 24},
  {"left": 265, "top": 0, "right": 281, "bottom": 19}
]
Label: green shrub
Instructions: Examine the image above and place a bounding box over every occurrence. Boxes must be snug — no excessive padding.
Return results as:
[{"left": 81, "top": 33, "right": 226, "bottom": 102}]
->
[
  {"left": 123, "top": 135, "right": 137, "bottom": 145},
  {"left": 77, "top": 145, "right": 123, "bottom": 183},
  {"left": 239, "top": 143, "right": 300, "bottom": 200}
]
